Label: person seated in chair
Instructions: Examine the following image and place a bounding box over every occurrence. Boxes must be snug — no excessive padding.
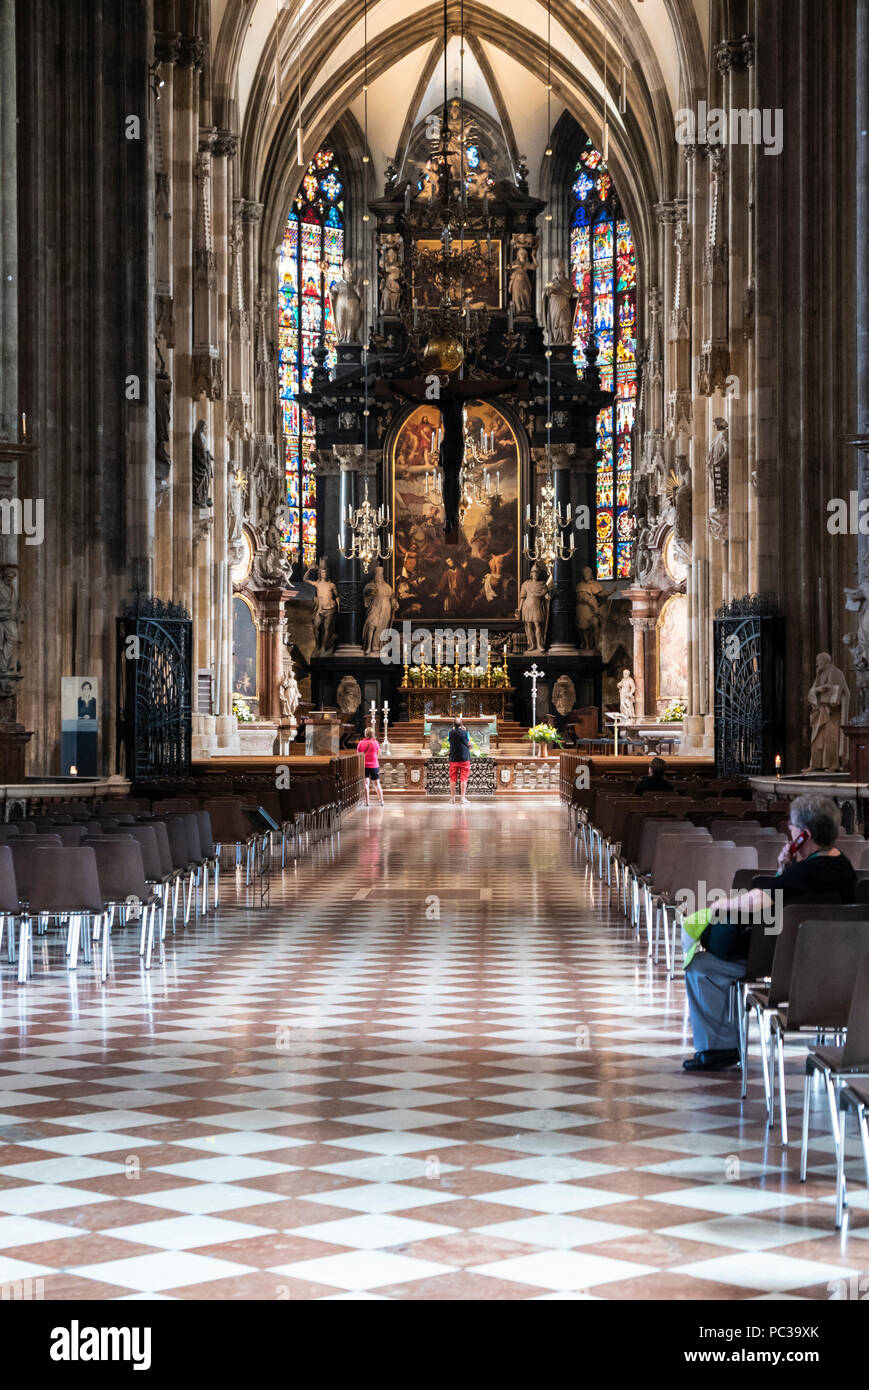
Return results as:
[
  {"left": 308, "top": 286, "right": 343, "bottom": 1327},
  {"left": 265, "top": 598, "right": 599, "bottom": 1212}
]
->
[
  {"left": 681, "top": 794, "right": 857, "bottom": 1072},
  {"left": 634, "top": 756, "right": 673, "bottom": 797}
]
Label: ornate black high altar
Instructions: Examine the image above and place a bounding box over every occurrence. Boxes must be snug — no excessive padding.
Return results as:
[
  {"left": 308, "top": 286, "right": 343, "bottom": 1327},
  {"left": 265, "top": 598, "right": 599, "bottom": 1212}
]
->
[
  {"left": 300, "top": 101, "right": 611, "bottom": 716},
  {"left": 713, "top": 595, "right": 784, "bottom": 777}
]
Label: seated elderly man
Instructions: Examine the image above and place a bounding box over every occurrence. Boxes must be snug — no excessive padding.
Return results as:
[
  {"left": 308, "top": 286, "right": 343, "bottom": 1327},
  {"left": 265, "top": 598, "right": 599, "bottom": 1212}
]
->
[{"left": 681, "top": 794, "right": 857, "bottom": 1072}]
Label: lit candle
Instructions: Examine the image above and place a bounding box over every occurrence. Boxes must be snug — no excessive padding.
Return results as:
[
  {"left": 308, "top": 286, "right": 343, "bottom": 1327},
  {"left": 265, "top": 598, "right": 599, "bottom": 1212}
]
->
[
  {"left": 70, "top": 765, "right": 78, "bottom": 776},
  {"left": 526, "top": 503, "right": 531, "bottom": 521},
  {"left": 431, "top": 430, "right": 436, "bottom": 452}
]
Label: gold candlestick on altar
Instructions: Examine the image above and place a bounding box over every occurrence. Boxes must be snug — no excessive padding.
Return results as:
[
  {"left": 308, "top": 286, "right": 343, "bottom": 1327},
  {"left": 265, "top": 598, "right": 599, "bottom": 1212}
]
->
[
  {"left": 435, "top": 662, "right": 441, "bottom": 688},
  {"left": 485, "top": 645, "right": 492, "bottom": 688},
  {"left": 454, "top": 653, "right": 460, "bottom": 688}
]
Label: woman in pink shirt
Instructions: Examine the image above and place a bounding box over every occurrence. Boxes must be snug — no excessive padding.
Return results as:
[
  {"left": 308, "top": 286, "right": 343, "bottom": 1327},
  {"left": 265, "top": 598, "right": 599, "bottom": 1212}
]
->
[{"left": 356, "top": 725, "right": 384, "bottom": 806}]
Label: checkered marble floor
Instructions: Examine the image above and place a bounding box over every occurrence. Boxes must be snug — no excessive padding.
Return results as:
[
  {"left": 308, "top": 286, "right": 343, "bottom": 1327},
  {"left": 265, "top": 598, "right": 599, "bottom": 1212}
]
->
[{"left": 0, "top": 798, "right": 867, "bottom": 1300}]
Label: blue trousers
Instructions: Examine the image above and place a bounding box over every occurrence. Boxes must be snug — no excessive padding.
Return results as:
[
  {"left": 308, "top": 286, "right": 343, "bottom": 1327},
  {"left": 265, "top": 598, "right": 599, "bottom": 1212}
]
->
[{"left": 684, "top": 951, "right": 745, "bottom": 1052}]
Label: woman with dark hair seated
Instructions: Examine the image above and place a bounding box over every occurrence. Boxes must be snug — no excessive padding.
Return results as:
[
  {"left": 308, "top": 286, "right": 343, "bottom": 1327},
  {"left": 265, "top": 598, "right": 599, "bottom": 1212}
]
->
[{"left": 681, "top": 794, "right": 857, "bottom": 1072}]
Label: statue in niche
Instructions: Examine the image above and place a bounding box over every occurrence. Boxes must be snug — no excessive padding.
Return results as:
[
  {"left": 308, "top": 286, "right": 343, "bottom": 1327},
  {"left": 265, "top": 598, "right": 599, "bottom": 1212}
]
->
[
  {"left": 155, "top": 343, "right": 172, "bottom": 475},
  {"left": 379, "top": 244, "right": 402, "bottom": 316},
  {"left": 279, "top": 651, "right": 301, "bottom": 722},
  {"left": 252, "top": 496, "right": 293, "bottom": 587},
  {"left": 552, "top": 674, "right": 577, "bottom": 718},
  {"left": 336, "top": 675, "right": 362, "bottom": 717},
  {"left": 0, "top": 566, "right": 21, "bottom": 690},
  {"left": 844, "top": 582, "right": 869, "bottom": 710},
  {"left": 544, "top": 259, "right": 579, "bottom": 345},
  {"left": 707, "top": 417, "right": 729, "bottom": 538},
  {"left": 576, "top": 565, "right": 605, "bottom": 650},
  {"left": 304, "top": 555, "right": 340, "bottom": 655},
  {"left": 192, "top": 420, "right": 214, "bottom": 509},
  {"left": 252, "top": 455, "right": 272, "bottom": 528},
  {"left": 618, "top": 669, "right": 637, "bottom": 721},
  {"left": 329, "top": 259, "right": 364, "bottom": 343},
  {"left": 517, "top": 562, "right": 553, "bottom": 654},
  {"left": 227, "top": 466, "right": 248, "bottom": 568},
  {"left": 508, "top": 237, "right": 537, "bottom": 316},
  {"left": 362, "top": 564, "right": 398, "bottom": 656},
  {"left": 806, "top": 651, "right": 851, "bottom": 772}
]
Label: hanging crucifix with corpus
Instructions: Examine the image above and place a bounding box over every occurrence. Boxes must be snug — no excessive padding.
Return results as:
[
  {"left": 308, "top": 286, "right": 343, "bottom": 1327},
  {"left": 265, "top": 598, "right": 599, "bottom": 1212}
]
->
[{"left": 379, "top": 376, "right": 527, "bottom": 542}]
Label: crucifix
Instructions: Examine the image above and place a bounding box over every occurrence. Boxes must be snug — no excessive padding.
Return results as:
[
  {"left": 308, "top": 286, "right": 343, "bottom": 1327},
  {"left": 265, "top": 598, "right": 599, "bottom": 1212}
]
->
[
  {"left": 524, "top": 662, "right": 544, "bottom": 731},
  {"left": 379, "top": 376, "right": 529, "bottom": 540}
]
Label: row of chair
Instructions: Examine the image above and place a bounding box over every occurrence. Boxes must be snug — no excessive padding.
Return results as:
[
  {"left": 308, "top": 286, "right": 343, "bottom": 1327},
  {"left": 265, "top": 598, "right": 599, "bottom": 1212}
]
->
[{"left": 572, "top": 779, "right": 869, "bottom": 1225}]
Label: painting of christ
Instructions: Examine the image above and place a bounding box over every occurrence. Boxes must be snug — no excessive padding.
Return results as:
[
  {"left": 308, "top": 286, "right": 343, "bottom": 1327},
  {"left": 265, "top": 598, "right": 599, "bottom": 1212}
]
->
[{"left": 391, "top": 401, "right": 520, "bottom": 621}]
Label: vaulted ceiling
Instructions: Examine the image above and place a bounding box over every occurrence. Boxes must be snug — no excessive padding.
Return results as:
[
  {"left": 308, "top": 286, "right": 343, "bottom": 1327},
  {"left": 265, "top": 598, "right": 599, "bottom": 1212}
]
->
[{"left": 211, "top": 0, "right": 717, "bottom": 258}]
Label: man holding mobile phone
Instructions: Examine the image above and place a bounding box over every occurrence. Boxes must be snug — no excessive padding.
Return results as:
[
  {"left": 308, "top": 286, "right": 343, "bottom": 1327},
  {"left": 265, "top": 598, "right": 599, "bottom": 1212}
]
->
[{"left": 681, "top": 795, "right": 857, "bottom": 1072}]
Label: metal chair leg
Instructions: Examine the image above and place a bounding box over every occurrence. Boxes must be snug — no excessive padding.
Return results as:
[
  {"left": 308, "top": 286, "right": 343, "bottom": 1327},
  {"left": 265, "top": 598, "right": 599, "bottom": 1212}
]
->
[
  {"left": 800, "top": 1068, "right": 812, "bottom": 1180},
  {"left": 777, "top": 1029, "right": 788, "bottom": 1145},
  {"left": 835, "top": 1103, "right": 848, "bottom": 1229}
]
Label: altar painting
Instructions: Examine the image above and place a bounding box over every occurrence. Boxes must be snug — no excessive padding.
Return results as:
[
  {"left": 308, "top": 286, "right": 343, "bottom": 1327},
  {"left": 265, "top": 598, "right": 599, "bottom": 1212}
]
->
[{"left": 391, "top": 401, "right": 520, "bottom": 621}]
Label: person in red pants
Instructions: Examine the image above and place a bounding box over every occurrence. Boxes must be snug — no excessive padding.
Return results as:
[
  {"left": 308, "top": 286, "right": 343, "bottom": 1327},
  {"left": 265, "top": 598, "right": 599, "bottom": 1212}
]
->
[{"left": 448, "top": 715, "right": 471, "bottom": 805}]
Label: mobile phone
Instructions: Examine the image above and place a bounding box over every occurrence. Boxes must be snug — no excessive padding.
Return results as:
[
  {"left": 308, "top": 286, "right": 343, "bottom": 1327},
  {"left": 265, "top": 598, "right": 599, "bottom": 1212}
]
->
[{"left": 786, "top": 828, "right": 810, "bottom": 860}]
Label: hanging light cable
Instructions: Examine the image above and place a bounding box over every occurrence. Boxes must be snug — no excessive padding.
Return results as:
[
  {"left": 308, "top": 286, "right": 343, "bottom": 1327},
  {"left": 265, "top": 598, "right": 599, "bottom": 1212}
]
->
[
  {"left": 296, "top": 0, "right": 303, "bottom": 164},
  {"left": 602, "top": 21, "right": 609, "bottom": 163}
]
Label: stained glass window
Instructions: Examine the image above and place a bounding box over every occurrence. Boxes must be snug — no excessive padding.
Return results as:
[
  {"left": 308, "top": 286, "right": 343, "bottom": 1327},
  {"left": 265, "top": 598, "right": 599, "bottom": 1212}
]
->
[
  {"left": 571, "top": 138, "right": 637, "bottom": 581},
  {"left": 278, "top": 148, "right": 345, "bottom": 569}
]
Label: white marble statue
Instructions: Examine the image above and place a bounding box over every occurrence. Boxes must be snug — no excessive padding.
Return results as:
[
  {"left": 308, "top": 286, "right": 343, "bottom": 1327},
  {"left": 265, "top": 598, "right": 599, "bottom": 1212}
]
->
[
  {"left": 618, "top": 669, "right": 637, "bottom": 721},
  {"left": 279, "top": 653, "right": 301, "bottom": 722}
]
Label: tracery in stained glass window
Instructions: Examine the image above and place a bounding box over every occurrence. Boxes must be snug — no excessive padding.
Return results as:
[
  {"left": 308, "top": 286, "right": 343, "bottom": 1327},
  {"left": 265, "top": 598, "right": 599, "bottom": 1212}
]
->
[
  {"left": 571, "top": 138, "right": 637, "bottom": 580},
  {"left": 278, "top": 148, "right": 345, "bottom": 569}
]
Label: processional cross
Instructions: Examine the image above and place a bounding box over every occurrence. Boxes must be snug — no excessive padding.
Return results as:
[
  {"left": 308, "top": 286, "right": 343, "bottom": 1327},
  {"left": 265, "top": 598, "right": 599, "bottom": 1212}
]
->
[{"left": 524, "top": 663, "right": 544, "bottom": 731}]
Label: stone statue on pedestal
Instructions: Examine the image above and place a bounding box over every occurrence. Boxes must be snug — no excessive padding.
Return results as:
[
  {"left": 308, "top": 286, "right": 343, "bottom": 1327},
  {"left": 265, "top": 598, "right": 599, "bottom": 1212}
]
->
[
  {"left": 304, "top": 556, "right": 340, "bottom": 655},
  {"left": 336, "top": 675, "right": 362, "bottom": 718},
  {"left": 552, "top": 674, "right": 577, "bottom": 717},
  {"left": 844, "top": 582, "right": 869, "bottom": 717},
  {"left": 806, "top": 651, "right": 851, "bottom": 772},
  {"left": 707, "top": 418, "right": 729, "bottom": 539},
  {"left": 508, "top": 236, "right": 537, "bottom": 316},
  {"left": 379, "top": 244, "right": 402, "bottom": 316},
  {"left": 192, "top": 420, "right": 214, "bottom": 509},
  {"left": 618, "top": 669, "right": 637, "bottom": 720},
  {"left": 517, "top": 562, "right": 552, "bottom": 653},
  {"left": 0, "top": 566, "right": 21, "bottom": 695},
  {"left": 544, "top": 259, "right": 579, "bottom": 345},
  {"left": 279, "top": 652, "right": 301, "bottom": 721},
  {"left": 362, "top": 565, "right": 398, "bottom": 656},
  {"left": 329, "top": 260, "right": 364, "bottom": 343},
  {"left": 576, "top": 566, "right": 605, "bottom": 650}
]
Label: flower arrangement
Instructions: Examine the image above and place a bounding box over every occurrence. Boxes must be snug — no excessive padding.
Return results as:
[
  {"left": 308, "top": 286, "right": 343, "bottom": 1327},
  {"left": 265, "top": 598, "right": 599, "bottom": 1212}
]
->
[
  {"left": 407, "top": 664, "right": 436, "bottom": 687},
  {"left": 233, "top": 697, "right": 255, "bottom": 724},
  {"left": 437, "top": 734, "right": 484, "bottom": 759},
  {"left": 661, "top": 699, "right": 687, "bottom": 723},
  {"left": 526, "top": 722, "right": 563, "bottom": 747},
  {"left": 489, "top": 666, "right": 508, "bottom": 687}
]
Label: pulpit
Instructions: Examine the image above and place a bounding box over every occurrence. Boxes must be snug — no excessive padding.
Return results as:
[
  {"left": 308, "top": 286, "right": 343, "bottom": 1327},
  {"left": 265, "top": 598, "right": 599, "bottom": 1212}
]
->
[{"left": 305, "top": 712, "right": 341, "bottom": 756}]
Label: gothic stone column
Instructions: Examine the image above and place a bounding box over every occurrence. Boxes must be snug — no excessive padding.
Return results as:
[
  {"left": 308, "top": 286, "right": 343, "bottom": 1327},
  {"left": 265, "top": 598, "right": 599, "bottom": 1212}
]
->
[
  {"left": 250, "top": 585, "right": 293, "bottom": 722},
  {"left": 624, "top": 590, "right": 659, "bottom": 720}
]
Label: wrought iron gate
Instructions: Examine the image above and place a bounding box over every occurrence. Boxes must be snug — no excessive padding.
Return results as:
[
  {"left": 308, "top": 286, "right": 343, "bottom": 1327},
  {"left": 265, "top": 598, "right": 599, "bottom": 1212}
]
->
[
  {"left": 713, "top": 596, "right": 784, "bottom": 778},
  {"left": 117, "top": 598, "right": 192, "bottom": 781}
]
